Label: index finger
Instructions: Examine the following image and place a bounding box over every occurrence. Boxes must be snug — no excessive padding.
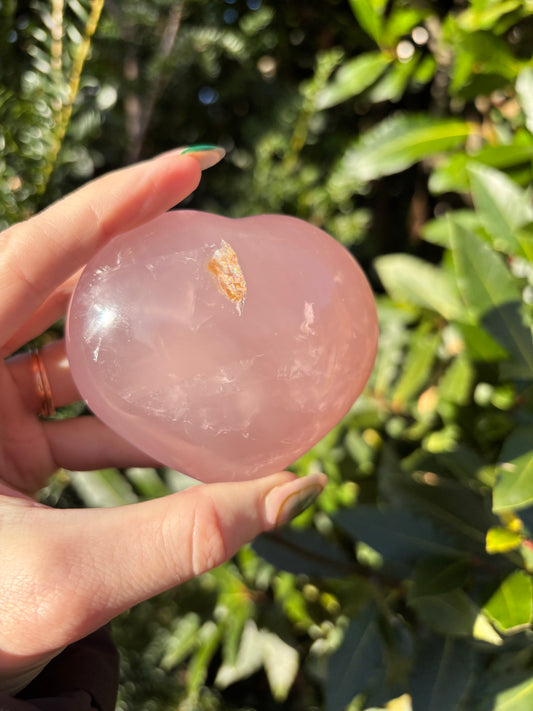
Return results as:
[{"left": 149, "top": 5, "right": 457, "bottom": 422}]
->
[{"left": 0, "top": 147, "right": 223, "bottom": 347}]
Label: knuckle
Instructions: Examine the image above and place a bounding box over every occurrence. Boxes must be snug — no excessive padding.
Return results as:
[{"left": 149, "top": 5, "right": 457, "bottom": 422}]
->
[{"left": 189, "top": 492, "right": 228, "bottom": 577}]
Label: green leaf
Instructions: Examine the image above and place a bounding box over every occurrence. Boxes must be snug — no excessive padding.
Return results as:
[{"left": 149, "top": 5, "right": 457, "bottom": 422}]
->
[
  {"left": 450, "top": 30, "right": 519, "bottom": 95},
  {"left": 408, "top": 589, "right": 478, "bottom": 636},
  {"left": 429, "top": 133, "right": 533, "bottom": 195},
  {"left": 160, "top": 613, "right": 202, "bottom": 671},
  {"left": 372, "top": 302, "right": 412, "bottom": 397},
  {"left": 411, "top": 557, "right": 471, "bottom": 598},
  {"left": 493, "top": 426, "right": 533, "bottom": 512},
  {"left": 316, "top": 52, "right": 391, "bottom": 109},
  {"left": 409, "top": 590, "right": 501, "bottom": 644},
  {"left": 217, "top": 620, "right": 299, "bottom": 702},
  {"left": 484, "top": 570, "right": 533, "bottom": 631},
  {"left": 421, "top": 209, "right": 482, "bottom": 248},
  {"left": 375, "top": 254, "right": 464, "bottom": 320},
  {"left": 486, "top": 526, "right": 523, "bottom": 553},
  {"left": 335, "top": 505, "right": 463, "bottom": 577},
  {"left": 379, "top": 448, "right": 496, "bottom": 553},
  {"left": 449, "top": 219, "right": 533, "bottom": 375},
  {"left": 215, "top": 620, "right": 263, "bottom": 689},
  {"left": 475, "top": 651, "right": 533, "bottom": 711},
  {"left": 438, "top": 355, "right": 474, "bottom": 407},
  {"left": 516, "top": 67, "right": 533, "bottom": 134},
  {"left": 491, "top": 677, "right": 533, "bottom": 711},
  {"left": 410, "top": 635, "right": 475, "bottom": 711},
  {"left": 391, "top": 323, "right": 440, "bottom": 409},
  {"left": 383, "top": 7, "right": 429, "bottom": 45},
  {"left": 125, "top": 467, "right": 169, "bottom": 499},
  {"left": 457, "top": 321, "right": 510, "bottom": 362},
  {"left": 334, "top": 114, "right": 470, "bottom": 189},
  {"left": 468, "top": 163, "right": 533, "bottom": 257},
  {"left": 368, "top": 55, "right": 421, "bottom": 104},
  {"left": 262, "top": 630, "right": 299, "bottom": 702},
  {"left": 348, "top": 0, "right": 386, "bottom": 43},
  {"left": 325, "top": 602, "right": 384, "bottom": 711},
  {"left": 187, "top": 621, "right": 222, "bottom": 698},
  {"left": 68, "top": 468, "right": 138, "bottom": 507},
  {"left": 456, "top": 0, "right": 525, "bottom": 31},
  {"left": 450, "top": 218, "right": 520, "bottom": 317},
  {"left": 215, "top": 620, "right": 264, "bottom": 690},
  {"left": 252, "top": 527, "right": 355, "bottom": 578}
]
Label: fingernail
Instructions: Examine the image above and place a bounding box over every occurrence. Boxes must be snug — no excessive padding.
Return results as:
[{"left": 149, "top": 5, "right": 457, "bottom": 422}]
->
[
  {"left": 265, "top": 473, "right": 327, "bottom": 527},
  {"left": 164, "top": 144, "right": 226, "bottom": 170}
]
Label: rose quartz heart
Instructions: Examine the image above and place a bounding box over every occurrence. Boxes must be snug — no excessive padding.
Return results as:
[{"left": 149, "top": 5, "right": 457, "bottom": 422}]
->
[{"left": 66, "top": 211, "right": 378, "bottom": 482}]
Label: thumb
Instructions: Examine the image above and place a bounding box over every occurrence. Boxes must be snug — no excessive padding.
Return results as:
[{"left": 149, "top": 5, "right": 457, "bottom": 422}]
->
[{"left": 3, "top": 471, "right": 326, "bottom": 659}]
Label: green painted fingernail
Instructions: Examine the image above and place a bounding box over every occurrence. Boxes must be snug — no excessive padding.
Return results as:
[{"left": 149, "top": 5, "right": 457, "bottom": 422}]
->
[
  {"left": 177, "top": 144, "right": 225, "bottom": 170},
  {"left": 276, "top": 484, "right": 323, "bottom": 526},
  {"left": 180, "top": 144, "right": 222, "bottom": 154}
]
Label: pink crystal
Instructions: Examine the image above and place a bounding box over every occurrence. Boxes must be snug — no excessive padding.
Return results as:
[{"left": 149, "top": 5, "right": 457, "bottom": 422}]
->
[{"left": 66, "top": 211, "right": 378, "bottom": 482}]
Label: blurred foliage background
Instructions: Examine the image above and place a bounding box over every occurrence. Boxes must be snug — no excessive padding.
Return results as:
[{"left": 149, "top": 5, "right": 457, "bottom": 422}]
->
[{"left": 3, "top": 0, "right": 533, "bottom": 709}]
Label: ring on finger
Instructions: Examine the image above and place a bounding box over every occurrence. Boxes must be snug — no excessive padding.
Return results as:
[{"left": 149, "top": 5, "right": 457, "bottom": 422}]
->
[{"left": 30, "top": 347, "right": 56, "bottom": 418}]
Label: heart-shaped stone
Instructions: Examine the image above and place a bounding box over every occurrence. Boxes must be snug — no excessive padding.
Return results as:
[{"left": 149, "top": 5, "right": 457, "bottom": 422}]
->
[{"left": 66, "top": 211, "right": 378, "bottom": 482}]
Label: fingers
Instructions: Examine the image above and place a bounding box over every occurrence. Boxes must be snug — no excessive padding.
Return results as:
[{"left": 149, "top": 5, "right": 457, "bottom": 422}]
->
[
  {"left": 43, "top": 416, "right": 160, "bottom": 470},
  {"left": 6, "top": 341, "right": 159, "bottom": 475},
  {"left": 0, "top": 147, "right": 224, "bottom": 347},
  {"left": 6, "top": 340, "right": 78, "bottom": 415},
  {"left": 2, "top": 472, "right": 327, "bottom": 657},
  {"left": 0, "top": 272, "right": 81, "bottom": 358}
]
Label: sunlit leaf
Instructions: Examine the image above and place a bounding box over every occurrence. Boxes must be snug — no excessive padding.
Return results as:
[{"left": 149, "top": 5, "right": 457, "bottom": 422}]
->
[
  {"left": 348, "top": 0, "right": 387, "bottom": 42},
  {"left": 484, "top": 570, "right": 533, "bottom": 631},
  {"left": 334, "top": 114, "right": 470, "bottom": 189},
  {"left": 493, "top": 427, "right": 533, "bottom": 512},
  {"left": 429, "top": 133, "right": 533, "bottom": 195},
  {"left": 372, "top": 302, "right": 412, "bottom": 397},
  {"left": 68, "top": 468, "right": 138, "bottom": 507},
  {"left": 262, "top": 630, "right": 299, "bottom": 702},
  {"left": 438, "top": 355, "right": 474, "bottom": 407},
  {"left": 391, "top": 323, "right": 440, "bottom": 409},
  {"left": 215, "top": 620, "right": 264, "bottom": 689},
  {"left": 375, "top": 254, "right": 463, "bottom": 320},
  {"left": 187, "top": 621, "right": 222, "bottom": 698},
  {"left": 450, "top": 219, "right": 533, "bottom": 376},
  {"left": 316, "top": 52, "right": 391, "bottom": 109},
  {"left": 468, "top": 163, "right": 533, "bottom": 257},
  {"left": 456, "top": 0, "right": 524, "bottom": 31},
  {"left": 368, "top": 55, "right": 421, "bottom": 104},
  {"left": 516, "top": 67, "right": 533, "bottom": 134},
  {"left": 486, "top": 526, "right": 523, "bottom": 553},
  {"left": 421, "top": 209, "right": 482, "bottom": 248},
  {"left": 125, "top": 467, "right": 169, "bottom": 499},
  {"left": 491, "top": 677, "right": 533, "bottom": 711},
  {"left": 160, "top": 613, "right": 202, "bottom": 671}
]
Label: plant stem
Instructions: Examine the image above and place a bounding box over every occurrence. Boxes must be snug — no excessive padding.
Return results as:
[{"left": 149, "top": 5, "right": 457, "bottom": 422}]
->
[{"left": 39, "top": 0, "right": 105, "bottom": 198}]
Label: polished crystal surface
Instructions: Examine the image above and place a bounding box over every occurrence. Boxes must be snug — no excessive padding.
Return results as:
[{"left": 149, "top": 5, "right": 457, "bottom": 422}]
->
[{"left": 66, "top": 211, "right": 378, "bottom": 482}]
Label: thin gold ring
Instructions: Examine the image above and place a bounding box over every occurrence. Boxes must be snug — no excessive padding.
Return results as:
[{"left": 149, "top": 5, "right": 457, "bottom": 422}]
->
[{"left": 30, "top": 348, "right": 55, "bottom": 418}]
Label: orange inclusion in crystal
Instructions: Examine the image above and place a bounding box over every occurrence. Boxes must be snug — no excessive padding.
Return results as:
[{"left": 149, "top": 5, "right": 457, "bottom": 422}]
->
[{"left": 207, "top": 240, "right": 247, "bottom": 311}]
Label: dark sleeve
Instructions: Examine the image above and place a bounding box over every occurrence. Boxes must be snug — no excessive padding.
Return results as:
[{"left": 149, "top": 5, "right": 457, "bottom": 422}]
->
[{"left": 0, "top": 627, "right": 119, "bottom": 711}]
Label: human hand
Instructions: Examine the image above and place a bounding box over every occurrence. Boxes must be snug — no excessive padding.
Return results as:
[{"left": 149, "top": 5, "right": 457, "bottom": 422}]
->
[{"left": 0, "top": 149, "right": 327, "bottom": 695}]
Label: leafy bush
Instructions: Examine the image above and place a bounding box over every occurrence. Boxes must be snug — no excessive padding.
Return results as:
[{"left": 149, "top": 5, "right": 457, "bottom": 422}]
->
[{"left": 3, "top": 1, "right": 533, "bottom": 709}]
